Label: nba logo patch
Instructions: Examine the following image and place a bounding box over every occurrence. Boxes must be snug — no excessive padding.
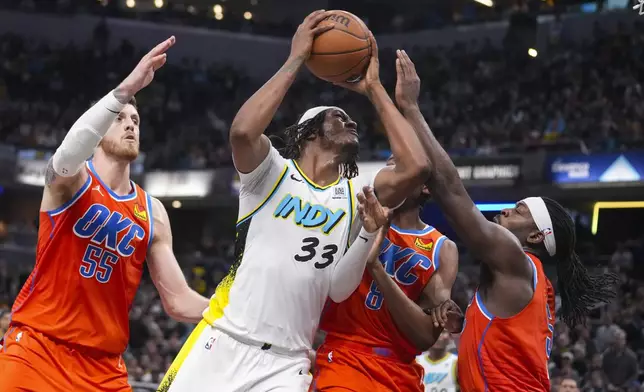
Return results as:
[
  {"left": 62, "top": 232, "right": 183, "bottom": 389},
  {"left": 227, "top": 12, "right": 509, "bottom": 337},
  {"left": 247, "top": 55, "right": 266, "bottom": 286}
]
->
[
  {"left": 332, "top": 187, "right": 346, "bottom": 199},
  {"left": 204, "top": 337, "right": 216, "bottom": 350},
  {"left": 542, "top": 228, "right": 553, "bottom": 236}
]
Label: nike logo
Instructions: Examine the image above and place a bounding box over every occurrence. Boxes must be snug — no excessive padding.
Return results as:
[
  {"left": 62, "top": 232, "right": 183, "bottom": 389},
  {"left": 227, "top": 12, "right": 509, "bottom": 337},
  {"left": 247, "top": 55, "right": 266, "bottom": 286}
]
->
[
  {"left": 290, "top": 174, "right": 303, "bottom": 182},
  {"left": 359, "top": 235, "right": 368, "bottom": 243}
]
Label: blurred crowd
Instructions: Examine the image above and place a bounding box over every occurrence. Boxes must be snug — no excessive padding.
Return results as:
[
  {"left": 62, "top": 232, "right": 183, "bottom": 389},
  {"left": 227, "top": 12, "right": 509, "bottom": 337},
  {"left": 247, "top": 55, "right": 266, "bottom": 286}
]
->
[{"left": 2, "top": 19, "right": 644, "bottom": 171}]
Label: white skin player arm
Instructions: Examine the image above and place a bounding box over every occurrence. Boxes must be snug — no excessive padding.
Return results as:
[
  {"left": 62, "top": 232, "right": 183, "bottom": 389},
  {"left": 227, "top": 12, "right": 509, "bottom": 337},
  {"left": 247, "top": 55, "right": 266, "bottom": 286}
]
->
[
  {"left": 329, "top": 187, "right": 391, "bottom": 303},
  {"left": 367, "top": 237, "right": 460, "bottom": 351},
  {"left": 229, "top": 10, "right": 333, "bottom": 174},
  {"left": 332, "top": 34, "right": 430, "bottom": 209},
  {"left": 42, "top": 37, "right": 176, "bottom": 210},
  {"left": 147, "top": 197, "right": 209, "bottom": 324}
]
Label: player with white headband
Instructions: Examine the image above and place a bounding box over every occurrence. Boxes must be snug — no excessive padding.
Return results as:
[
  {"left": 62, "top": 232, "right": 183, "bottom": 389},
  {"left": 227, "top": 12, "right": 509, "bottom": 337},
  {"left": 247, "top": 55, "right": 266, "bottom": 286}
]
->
[
  {"left": 393, "top": 50, "right": 618, "bottom": 392},
  {"left": 160, "top": 10, "right": 430, "bottom": 392}
]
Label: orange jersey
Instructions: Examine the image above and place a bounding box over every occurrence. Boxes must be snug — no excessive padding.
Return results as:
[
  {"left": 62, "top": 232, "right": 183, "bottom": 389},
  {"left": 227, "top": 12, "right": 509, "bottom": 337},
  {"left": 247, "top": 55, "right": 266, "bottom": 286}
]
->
[
  {"left": 319, "top": 224, "right": 447, "bottom": 361},
  {"left": 11, "top": 160, "right": 152, "bottom": 354},
  {"left": 458, "top": 253, "right": 555, "bottom": 392}
]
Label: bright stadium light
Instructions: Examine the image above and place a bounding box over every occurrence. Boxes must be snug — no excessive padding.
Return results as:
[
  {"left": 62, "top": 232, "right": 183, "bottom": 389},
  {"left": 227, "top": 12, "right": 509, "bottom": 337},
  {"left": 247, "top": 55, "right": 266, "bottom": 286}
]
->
[
  {"left": 126, "top": 0, "right": 136, "bottom": 8},
  {"left": 474, "top": 0, "right": 494, "bottom": 7},
  {"left": 475, "top": 203, "right": 516, "bottom": 212},
  {"left": 528, "top": 48, "right": 538, "bottom": 57},
  {"left": 172, "top": 200, "right": 182, "bottom": 209},
  {"left": 244, "top": 11, "right": 252, "bottom": 20},
  {"left": 154, "top": 0, "right": 163, "bottom": 8},
  {"left": 591, "top": 201, "right": 644, "bottom": 235},
  {"left": 215, "top": 12, "right": 224, "bottom": 20},
  {"left": 213, "top": 4, "right": 223, "bottom": 14}
]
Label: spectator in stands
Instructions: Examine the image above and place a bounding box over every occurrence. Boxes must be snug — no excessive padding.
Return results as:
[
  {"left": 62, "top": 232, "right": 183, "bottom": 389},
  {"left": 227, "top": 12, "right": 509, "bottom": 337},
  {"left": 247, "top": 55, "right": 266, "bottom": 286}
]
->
[
  {"left": 602, "top": 328, "right": 640, "bottom": 390},
  {"left": 558, "top": 377, "right": 580, "bottom": 392}
]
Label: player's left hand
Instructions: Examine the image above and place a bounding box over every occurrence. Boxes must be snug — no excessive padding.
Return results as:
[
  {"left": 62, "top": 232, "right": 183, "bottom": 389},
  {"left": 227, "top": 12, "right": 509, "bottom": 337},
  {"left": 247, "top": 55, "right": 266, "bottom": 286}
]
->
[
  {"left": 425, "top": 299, "right": 464, "bottom": 334},
  {"left": 394, "top": 49, "right": 421, "bottom": 110},
  {"left": 333, "top": 31, "right": 381, "bottom": 95},
  {"left": 357, "top": 186, "right": 391, "bottom": 233}
]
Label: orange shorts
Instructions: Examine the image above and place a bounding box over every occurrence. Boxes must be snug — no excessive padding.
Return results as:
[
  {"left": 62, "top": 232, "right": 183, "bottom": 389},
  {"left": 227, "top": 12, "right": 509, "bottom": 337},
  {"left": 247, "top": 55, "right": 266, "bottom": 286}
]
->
[
  {"left": 310, "top": 343, "right": 424, "bottom": 392},
  {"left": 0, "top": 324, "right": 131, "bottom": 392}
]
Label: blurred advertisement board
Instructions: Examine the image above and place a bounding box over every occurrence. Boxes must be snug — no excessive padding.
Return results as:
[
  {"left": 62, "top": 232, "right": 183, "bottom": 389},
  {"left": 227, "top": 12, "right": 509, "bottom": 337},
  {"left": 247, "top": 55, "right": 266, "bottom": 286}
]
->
[{"left": 548, "top": 151, "right": 644, "bottom": 185}]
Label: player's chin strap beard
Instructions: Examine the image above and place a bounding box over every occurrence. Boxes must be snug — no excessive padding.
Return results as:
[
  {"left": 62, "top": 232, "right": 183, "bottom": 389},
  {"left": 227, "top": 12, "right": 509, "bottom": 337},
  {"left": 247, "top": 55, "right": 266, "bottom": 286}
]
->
[{"left": 521, "top": 197, "right": 556, "bottom": 256}]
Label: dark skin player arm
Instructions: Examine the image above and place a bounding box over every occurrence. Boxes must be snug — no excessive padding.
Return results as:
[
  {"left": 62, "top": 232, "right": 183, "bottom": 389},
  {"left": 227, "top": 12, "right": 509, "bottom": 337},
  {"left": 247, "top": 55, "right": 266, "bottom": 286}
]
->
[
  {"left": 229, "top": 10, "right": 333, "bottom": 174},
  {"left": 334, "top": 35, "right": 430, "bottom": 209},
  {"left": 394, "top": 50, "right": 530, "bottom": 279},
  {"left": 367, "top": 237, "right": 459, "bottom": 352}
]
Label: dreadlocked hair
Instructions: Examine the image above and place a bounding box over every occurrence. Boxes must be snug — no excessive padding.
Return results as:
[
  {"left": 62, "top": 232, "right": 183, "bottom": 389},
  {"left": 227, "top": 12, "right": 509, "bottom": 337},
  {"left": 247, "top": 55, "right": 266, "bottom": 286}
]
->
[
  {"left": 542, "top": 197, "right": 619, "bottom": 328},
  {"left": 273, "top": 110, "right": 359, "bottom": 179}
]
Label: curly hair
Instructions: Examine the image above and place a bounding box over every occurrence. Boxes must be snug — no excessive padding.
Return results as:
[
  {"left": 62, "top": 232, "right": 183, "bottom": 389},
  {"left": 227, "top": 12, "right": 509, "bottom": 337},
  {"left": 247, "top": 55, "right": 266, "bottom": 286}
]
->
[{"left": 270, "top": 109, "right": 359, "bottom": 179}]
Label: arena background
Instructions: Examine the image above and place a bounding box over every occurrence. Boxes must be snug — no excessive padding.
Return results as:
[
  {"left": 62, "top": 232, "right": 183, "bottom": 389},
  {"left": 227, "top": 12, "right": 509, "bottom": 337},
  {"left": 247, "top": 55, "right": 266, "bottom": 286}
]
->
[{"left": 1, "top": 0, "right": 644, "bottom": 391}]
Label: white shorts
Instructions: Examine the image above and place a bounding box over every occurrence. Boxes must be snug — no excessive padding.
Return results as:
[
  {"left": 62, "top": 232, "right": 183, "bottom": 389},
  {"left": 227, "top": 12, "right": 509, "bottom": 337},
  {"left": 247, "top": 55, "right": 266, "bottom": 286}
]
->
[{"left": 159, "top": 321, "right": 312, "bottom": 392}]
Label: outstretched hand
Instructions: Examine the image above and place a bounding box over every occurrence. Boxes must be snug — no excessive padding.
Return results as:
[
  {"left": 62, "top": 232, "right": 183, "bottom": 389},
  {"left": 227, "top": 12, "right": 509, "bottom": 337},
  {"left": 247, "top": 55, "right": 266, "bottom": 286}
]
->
[
  {"left": 424, "top": 299, "right": 464, "bottom": 334},
  {"left": 357, "top": 186, "right": 391, "bottom": 233},
  {"left": 394, "top": 49, "right": 421, "bottom": 110},
  {"left": 334, "top": 31, "right": 381, "bottom": 95},
  {"left": 115, "top": 36, "right": 176, "bottom": 103}
]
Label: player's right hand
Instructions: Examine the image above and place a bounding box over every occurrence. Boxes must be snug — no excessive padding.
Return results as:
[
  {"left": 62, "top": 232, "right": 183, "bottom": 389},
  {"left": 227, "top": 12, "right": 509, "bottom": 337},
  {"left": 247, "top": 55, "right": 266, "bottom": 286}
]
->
[
  {"left": 395, "top": 49, "right": 421, "bottom": 110},
  {"left": 289, "top": 10, "right": 334, "bottom": 61},
  {"left": 115, "top": 36, "right": 176, "bottom": 103}
]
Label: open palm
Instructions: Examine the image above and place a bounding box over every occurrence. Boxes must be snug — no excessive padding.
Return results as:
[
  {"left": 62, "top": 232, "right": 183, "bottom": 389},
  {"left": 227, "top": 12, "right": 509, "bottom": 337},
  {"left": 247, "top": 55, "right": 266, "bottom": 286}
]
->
[{"left": 357, "top": 186, "right": 391, "bottom": 233}]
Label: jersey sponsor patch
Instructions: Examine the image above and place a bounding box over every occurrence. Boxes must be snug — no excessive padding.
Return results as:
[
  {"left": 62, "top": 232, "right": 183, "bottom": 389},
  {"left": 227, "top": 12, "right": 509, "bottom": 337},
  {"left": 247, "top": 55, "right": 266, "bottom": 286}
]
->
[
  {"left": 133, "top": 203, "right": 148, "bottom": 222},
  {"left": 415, "top": 237, "right": 434, "bottom": 252}
]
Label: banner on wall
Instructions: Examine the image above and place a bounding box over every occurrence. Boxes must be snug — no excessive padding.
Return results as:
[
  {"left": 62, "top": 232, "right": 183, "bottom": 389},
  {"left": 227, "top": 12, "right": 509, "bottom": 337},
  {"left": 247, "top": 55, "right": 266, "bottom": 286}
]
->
[{"left": 548, "top": 151, "right": 644, "bottom": 185}]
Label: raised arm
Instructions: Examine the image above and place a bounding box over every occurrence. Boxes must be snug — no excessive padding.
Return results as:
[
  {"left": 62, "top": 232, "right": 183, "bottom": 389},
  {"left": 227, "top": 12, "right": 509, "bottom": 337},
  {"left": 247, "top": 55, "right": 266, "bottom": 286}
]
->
[
  {"left": 368, "top": 237, "right": 460, "bottom": 351},
  {"left": 334, "top": 34, "right": 430, "bottom": 208},
  {"left": 394, "top": 50, "right": 528, "bottom": 277},
  {"left": 329, "top": 187, "right": 390, "bottom": 303},
  {"left": 147, "top": 197, "right": 209, "bottom": 324},
  {"left": 229, "top": 10, "right": 332, "bottom": 174},
  {"left": 41, "top": 37, "right": 175, "bottom": 210}
]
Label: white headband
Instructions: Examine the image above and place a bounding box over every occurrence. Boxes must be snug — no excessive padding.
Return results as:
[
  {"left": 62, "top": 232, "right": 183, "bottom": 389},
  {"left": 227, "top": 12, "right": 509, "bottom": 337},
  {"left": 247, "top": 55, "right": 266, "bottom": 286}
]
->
[
  {"left": 521, "top": 197, "right": 556, "bottom": 256},
  {"left": 298, "top": 106, "right": 347, "bottom": 125}
]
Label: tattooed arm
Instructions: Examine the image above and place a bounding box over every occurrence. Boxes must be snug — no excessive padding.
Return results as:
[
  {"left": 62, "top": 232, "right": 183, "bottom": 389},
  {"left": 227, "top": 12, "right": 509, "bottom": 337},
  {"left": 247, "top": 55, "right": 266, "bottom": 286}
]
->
[
  {"left": 42, "top": 37, "right": 175, "bottom": 211},
  {"left": 230, "top": 10, "right": 333, "bottom": 174}
]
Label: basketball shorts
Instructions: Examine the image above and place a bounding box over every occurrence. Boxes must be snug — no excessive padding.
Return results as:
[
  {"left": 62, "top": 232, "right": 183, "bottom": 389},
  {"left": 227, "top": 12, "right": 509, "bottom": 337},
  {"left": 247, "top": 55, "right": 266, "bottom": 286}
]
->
[
  {"left": 0, "top": 324, "right": 130, "bottom": 392},
  {"left": 310, "top": 342, "right": 424, "bottom": 392},
  {"left": 159, "top": 320, "right": 313, "bottom": 392}
]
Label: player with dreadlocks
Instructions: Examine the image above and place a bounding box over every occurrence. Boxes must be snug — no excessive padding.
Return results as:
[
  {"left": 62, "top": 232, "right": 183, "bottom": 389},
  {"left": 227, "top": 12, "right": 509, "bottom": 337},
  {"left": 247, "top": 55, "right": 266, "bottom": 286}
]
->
[
  {"left": 312, "top": 154, "right": 461, "bottom": 392},
  {"left": 160, "top": 11, "right": 430, "bottom": 391},
  {"left": 394, "top": 50, "right": 618, "bottom": 392}
]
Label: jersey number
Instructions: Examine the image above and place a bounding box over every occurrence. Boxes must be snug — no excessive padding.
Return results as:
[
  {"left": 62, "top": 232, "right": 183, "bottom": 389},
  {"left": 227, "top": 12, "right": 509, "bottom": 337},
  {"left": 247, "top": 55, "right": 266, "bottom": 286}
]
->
[
  {"left": 294, "top": 237, "right": 338, "bottom": 269},
  {"left": 545, "top": 302, "right": 554, "bottom": 359},
  {"left": 365, "top": 280, "right": 384, "bottom": 310},
  {"left": 80, "top": 244, "right": 119, "bottom": 283}
]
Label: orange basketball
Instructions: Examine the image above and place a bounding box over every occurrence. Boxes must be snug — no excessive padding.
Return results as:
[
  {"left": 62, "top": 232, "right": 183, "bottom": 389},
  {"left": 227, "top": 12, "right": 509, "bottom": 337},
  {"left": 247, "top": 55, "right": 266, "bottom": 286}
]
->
[{"left": 306, "top": 11, "right": 372, "bottom": 83}]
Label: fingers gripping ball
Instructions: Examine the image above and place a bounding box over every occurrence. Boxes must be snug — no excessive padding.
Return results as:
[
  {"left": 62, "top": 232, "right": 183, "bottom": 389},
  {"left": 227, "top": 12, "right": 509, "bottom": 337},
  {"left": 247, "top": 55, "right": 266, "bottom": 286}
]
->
[{"left": 306, "top": 11, "right": 372, "bottom": 83}]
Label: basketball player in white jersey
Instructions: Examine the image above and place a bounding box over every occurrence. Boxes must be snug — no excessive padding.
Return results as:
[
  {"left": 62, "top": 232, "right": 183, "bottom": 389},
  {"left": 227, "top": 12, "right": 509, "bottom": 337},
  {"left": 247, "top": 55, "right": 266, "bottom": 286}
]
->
[
  {"left": 159, "top": 9, "right": 430, "bottom": 392},
  {"left": 416, "top": 330, "right": 459, "bottom": 392}
]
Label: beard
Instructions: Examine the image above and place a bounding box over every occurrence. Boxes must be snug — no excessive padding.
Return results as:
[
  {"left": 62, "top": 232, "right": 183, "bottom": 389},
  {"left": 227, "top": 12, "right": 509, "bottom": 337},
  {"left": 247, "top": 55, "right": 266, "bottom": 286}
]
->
[{"left": 99, "top": 138, "right": 139, "bottom": 162}]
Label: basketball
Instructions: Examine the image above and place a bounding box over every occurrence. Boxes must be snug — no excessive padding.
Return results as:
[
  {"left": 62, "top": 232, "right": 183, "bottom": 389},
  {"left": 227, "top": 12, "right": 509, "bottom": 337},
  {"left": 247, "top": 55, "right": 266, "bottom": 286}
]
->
[{"left": 306, "top": 11, "right": 372, "bottom": 84}]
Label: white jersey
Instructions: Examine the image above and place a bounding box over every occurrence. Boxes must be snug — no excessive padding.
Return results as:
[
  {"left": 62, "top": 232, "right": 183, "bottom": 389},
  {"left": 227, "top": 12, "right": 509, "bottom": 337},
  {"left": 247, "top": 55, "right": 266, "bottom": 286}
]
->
[
  {"left": 416, "top": 352, "right": 459, "bottom": 392},
  {"left": 203, "top": 145, "right": 372, "bottom": 352}
]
